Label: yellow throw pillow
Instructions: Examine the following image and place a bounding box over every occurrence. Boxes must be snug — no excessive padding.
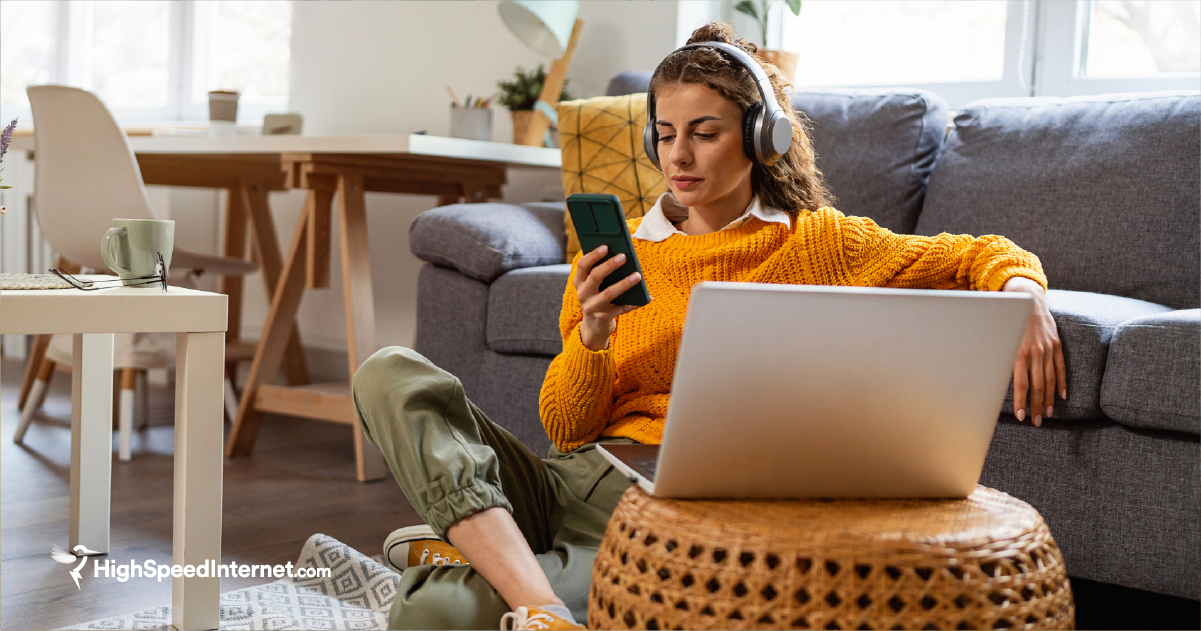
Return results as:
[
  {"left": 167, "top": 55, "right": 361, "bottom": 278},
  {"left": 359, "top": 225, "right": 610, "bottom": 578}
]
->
[{"left": 557, "top": 93, "right": 668, "bottom": 262}]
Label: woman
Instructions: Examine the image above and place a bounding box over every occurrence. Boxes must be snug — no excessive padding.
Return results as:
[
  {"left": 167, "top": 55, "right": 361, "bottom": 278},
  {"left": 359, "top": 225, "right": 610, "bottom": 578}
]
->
[{"left": 353, "top": 22, "right": 1066, "bottom": 631}]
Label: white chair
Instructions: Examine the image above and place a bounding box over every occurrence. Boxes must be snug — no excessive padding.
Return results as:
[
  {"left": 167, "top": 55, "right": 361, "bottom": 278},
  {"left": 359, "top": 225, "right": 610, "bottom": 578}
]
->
[{"left": 15, "top": 85, "right": 256, "bottom": 460}]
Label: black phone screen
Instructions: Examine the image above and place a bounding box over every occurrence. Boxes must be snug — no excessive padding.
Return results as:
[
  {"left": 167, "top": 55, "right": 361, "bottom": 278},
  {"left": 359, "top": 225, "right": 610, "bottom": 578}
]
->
[{"left": 567, "top": 193, "right": 652, "bottom": 307}]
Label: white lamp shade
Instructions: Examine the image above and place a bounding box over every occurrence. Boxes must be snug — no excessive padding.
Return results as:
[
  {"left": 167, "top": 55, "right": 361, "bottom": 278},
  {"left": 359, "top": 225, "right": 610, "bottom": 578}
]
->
[{"left": 498, "top": 0, "right": 578, "bottom": 58}]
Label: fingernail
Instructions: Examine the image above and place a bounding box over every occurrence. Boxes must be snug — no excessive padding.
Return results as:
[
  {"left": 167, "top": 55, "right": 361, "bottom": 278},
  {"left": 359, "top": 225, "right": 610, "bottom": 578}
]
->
[
  {"left": 615, "top": 253, "right": 625, "bottom": 262},
  {"left": 1046, "top": 406, "right": 1053, "bottom": 418},
  {"left": 631, "top": 273, "right": 641, "bottom": 281},
  {"left": 1034, "top": 415, "right": 1042, "bottom": 426},
  {"left": 599, "top": 245, "right": 608, "bottom": 253},
  {"left": 1016, "top": 409, "right": 1025, "bottom": 421},
  {"left": 1061, "top": 388, "right": 1067, "bottom": 399}
]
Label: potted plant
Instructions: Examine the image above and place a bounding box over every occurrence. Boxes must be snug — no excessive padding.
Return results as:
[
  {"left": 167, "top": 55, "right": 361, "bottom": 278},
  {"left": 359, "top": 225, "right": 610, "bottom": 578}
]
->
[
  {"left": 735, "top": 0, "right": 802, "bottom": 83},
  {"left": 496, "top": 64, "right": 574, "bottom": 145}
]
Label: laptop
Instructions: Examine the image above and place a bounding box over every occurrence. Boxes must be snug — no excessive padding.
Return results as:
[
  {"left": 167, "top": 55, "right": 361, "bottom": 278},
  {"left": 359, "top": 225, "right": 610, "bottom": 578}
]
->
[{"left": 597, "top": 281, "right": 1033, "bottom": 499}]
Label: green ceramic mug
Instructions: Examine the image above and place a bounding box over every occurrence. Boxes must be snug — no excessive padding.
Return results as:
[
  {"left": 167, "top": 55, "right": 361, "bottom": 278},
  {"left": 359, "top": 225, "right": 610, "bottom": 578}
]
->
[{"left": 100, "top": 219, "right": 174, "bottom": 288}]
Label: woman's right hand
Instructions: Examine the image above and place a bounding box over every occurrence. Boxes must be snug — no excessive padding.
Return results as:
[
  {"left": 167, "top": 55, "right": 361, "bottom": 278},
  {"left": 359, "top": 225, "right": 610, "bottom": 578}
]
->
[{"left": 574, "top": 244, "right": 650, "bottom": 351}]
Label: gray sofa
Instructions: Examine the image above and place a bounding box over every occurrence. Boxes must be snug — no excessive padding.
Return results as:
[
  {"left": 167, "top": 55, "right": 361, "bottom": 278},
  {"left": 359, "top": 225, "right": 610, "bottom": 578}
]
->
[{"left": 407, "top": 73, "right": 1200, "bottom": 601}]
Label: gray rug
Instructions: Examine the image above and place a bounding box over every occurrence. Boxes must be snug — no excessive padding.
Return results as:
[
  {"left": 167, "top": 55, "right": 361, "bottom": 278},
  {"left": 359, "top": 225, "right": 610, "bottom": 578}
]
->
[{"left": 57, "top": 534, "right": 400, "bottom": 630}]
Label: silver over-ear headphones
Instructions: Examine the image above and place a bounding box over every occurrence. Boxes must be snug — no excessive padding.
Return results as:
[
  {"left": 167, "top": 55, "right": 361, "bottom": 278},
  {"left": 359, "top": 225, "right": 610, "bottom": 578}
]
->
[{"left": 643, "top": 41, "right": 793, "bottom": 170}]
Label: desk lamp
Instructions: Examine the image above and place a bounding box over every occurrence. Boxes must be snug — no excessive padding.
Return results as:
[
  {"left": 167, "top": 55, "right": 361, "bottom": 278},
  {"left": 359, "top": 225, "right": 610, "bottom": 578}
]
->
[{"left": 498, "top": 0, "right": 584, "bottom": 147}]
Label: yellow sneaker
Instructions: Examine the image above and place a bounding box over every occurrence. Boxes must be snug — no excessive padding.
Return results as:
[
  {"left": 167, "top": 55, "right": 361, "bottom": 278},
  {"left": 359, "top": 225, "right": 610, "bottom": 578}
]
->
[
  {"left": 500, "top": 605, "right": 585, "bottom": 630},
  {"left": 382, "top": 525, "right": 468, "bottom": 571}
]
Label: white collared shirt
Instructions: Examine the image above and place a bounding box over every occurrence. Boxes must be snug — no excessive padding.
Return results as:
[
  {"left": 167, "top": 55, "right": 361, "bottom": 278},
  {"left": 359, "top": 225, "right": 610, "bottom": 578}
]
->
[{"left": 631, "top": 191, "right": 792, "bottom": 242}]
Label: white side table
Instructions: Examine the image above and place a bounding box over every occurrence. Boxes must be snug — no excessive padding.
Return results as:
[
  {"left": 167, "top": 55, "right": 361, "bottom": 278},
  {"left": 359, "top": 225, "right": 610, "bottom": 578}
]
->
[{"left": 1, "top": 279, "right": 226, "bottom": 630}]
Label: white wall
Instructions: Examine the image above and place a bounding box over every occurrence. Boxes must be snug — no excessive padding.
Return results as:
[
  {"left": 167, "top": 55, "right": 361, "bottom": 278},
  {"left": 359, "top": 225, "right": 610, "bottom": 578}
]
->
[{"left": 228, "top": 1, "right": 681, "bottom": 378}]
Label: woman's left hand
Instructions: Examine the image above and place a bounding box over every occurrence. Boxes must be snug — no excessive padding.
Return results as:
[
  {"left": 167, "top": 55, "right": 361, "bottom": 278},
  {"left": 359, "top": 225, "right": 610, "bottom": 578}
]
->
[{"left": 1002, "top": 276, "right": 1066, "bottom": 427}]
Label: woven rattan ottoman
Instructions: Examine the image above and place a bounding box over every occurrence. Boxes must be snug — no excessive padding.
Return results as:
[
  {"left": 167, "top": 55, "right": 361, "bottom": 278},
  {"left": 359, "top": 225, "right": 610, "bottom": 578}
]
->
[{"left": 589, "top": 485, "right": 1073, "bottom": 630}]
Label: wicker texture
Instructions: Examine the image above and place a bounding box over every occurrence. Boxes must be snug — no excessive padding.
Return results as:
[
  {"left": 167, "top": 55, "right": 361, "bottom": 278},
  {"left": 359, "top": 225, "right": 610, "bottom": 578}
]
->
[{"left": 589, "top": 486, "right": 1073, "bottom": 630}]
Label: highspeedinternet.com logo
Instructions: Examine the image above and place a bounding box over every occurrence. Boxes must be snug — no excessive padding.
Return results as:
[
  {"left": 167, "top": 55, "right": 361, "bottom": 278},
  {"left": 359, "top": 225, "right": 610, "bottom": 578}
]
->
[{"left": 51, "top": 545, "right": 331, "bottom": 589}]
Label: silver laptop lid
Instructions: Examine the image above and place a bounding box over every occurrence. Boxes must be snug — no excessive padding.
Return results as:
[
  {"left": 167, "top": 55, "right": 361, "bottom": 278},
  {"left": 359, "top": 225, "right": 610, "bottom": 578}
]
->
[{"left": 654, "top": 282, "right": 1032, "bottom": 499}]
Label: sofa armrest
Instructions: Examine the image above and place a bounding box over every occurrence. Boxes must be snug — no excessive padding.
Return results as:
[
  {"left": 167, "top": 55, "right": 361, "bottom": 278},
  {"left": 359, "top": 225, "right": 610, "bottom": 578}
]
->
[
  {"left": 410, "top": 201, "right": 567, "bottom": 283},
  {"left": 1000, "top": 289, "right": 1171, "bottom": 420}
]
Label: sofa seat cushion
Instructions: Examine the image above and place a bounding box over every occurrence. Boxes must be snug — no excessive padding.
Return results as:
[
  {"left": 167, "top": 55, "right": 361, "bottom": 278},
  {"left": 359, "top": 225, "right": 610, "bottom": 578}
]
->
[
  {"left": 916, "top": 92, "right": 1201, "bottom": 310},
  {"left": 410, "top": 202, "right": 567, "bottom": 283},
  {"left": 1101, "top": 310, "right": 1200, "bottom": 435},
  {"left": 487, "top": 265, "right": 572, "bottom": 356},
  {"left": 1001, "top": 290, "right": 1171, "bottom": 419}
]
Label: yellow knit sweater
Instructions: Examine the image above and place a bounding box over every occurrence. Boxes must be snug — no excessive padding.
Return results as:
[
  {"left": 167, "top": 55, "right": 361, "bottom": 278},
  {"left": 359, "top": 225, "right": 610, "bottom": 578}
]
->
[{"left": 538, "top": 207, "right": 1047, "bottom": 453}]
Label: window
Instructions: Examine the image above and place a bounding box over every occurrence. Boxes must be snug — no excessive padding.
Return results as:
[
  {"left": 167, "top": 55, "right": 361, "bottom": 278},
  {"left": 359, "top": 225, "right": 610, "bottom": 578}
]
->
[
  {"left": 1036, "top": 0, "right": 1199, "bottom": 98},
  {"left": 74, "top": 1, "right": 173, "bottom": 113},
  {"left": 729, "top": 0, "right": 1201, "bottom": 109},
  {"left": 1083, "top": 1, "right": 1200, "bottom": 77},
  {"left": 0, "top": 0, "right": 292, "bottom": 124},
  {"left": 784, "top": 2, "right": 1010, "bottom": 86},
  {"left": 185, "top": 1, "right": 292, "bottom": 120},
  {"left": 0, "top": 2, "right": 58, "bottom": 115}
]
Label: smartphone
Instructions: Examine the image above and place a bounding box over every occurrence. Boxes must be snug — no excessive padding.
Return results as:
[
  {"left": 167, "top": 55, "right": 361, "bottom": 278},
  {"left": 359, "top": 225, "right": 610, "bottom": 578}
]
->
[{"left": 567, "top": 193, "right": 652, "bottom": 307}]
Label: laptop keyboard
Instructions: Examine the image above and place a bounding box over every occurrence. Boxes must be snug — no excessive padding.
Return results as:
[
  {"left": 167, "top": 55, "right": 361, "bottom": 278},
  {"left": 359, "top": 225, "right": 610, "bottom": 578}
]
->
[{"left": 632, "top": 458, "right": 657, "bottom": 480}]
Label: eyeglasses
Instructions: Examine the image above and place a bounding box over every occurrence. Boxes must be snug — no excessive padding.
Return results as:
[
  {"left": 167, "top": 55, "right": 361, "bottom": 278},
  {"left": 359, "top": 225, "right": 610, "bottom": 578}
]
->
[{"left": 51, "top": 252, "right": 168, "bottom": 293}]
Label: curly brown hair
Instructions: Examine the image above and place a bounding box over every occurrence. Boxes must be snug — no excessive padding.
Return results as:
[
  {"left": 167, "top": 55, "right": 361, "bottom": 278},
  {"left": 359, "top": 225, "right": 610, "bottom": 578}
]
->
[{"left": 649, "top": 21, "right": 832, "bottom": 214}]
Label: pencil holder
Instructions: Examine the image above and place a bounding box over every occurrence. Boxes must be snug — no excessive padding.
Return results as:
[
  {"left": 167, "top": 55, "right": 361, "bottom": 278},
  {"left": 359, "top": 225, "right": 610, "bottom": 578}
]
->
[{"left": 450, "top": 106, "right": 493, "bottom": 142}]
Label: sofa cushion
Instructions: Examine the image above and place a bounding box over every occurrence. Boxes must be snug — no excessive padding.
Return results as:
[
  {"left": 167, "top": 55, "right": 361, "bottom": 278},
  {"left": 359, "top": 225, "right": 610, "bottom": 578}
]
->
[
  {"left": 980, "top": 416, "right": 1199, "bottom": 599},
  {"left": 916, "top": 92, "right": 1201, "bottom": 310},
  {"left": 557, "top": 93, "right": 667, "bottom": 261},
  {"left": 487, "top": 265, "right": 572, "bottom": 356},
  {"left": 1101, "top": 310, "right": 1201, "bottom": 435},
  {"left": 792, "top": 89, "right": 948, "bottom": 234},
  {"left": 605, "top": 71, "right": 651, "bottom": 97},
  {"left": 1000, "top": 290, "right": 1171, "bottom": 420},
  {"left": 409, "top": 202, "right": 566, "bottom": 283}
]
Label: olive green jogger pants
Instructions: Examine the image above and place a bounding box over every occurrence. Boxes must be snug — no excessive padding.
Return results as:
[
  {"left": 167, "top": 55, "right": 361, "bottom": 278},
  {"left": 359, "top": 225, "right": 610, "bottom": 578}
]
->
[{"left": 352, "top": 346, "right": 636, "bottom": 630}]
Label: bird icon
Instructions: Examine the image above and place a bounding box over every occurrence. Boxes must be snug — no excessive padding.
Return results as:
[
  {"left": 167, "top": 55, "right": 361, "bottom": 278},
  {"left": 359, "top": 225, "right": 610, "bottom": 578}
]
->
[{"left": 50, "top": 544, "right": 101, "bottom": 590}]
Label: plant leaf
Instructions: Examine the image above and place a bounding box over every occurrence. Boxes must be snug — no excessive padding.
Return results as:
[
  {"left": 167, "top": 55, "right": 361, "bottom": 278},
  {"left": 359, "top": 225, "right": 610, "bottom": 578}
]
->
[
  {"left": 786, "top": 0, "right": 802, "bottom": 16},
  {"left": 734, "top": 0, "right": 759, "bottom": 20}
]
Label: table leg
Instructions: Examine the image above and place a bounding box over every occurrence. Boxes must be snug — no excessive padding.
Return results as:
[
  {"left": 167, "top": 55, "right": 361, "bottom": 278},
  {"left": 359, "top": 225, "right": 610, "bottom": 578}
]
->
[
  {"left": 172, "top": 331, "right": 224, "bottom": 631},
  {"left": 306, "top": 189, "right": 333, "bottom": 288},
  {"left": 221, "top": 184, "right": 250, "bottom": 383},
  {"left": 70, "top": 333, "right": 114, "bottom": 555},
  {"left": 242, "top": 181, "right": 311, "bottom": 386},
  {"left": 227, "top": 209, "right": 312, "bottom": 457},
  {"left": 222, "top": 184, "right": 249, "bottom": 343},
  {"left": 336, "top": 174, "right": 388, "bottom": 482}
]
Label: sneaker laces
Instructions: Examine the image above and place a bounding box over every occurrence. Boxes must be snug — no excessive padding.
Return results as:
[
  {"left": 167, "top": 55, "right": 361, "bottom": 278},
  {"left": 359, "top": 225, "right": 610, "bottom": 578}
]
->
[
  {"left": 499, "top": 607, "right": 555, "bottom": 630},
  {"left": 418, "top": 548, "right": 465, "bottom": 566}
]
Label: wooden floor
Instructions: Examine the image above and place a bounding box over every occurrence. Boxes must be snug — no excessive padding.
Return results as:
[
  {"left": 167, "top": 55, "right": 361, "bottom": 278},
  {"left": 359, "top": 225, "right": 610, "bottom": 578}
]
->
[{"left": 0, "top": 357, "right": 422, "bottom": 630}]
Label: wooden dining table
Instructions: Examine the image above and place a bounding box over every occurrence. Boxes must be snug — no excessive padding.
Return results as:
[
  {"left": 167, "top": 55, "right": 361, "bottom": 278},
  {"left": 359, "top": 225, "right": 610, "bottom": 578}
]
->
[{"left": 12, "top": 131, "right": 562, "bottom": 481}]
